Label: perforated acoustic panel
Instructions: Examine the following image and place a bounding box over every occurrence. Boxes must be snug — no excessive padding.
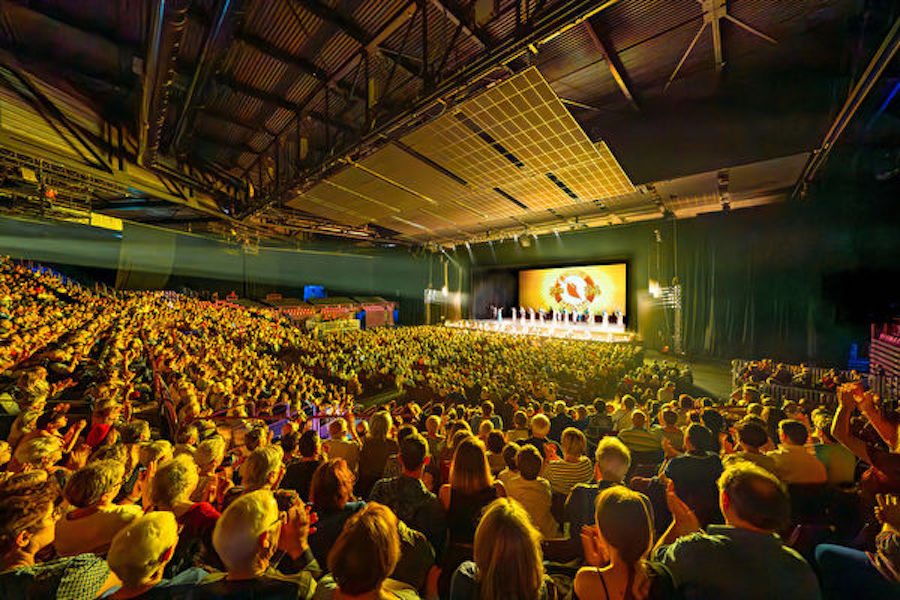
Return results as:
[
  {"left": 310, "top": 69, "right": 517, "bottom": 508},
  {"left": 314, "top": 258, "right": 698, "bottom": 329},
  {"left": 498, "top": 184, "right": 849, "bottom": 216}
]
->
[{"left": 290, "top": 66, "right": 635, "bottom": 239}]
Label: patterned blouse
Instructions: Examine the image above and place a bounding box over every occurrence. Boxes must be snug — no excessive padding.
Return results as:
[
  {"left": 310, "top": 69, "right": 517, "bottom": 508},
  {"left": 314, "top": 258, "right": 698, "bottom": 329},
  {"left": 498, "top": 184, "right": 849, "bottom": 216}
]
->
[{"left": 0, "top": 553, "right": 110, "bottom": 600}]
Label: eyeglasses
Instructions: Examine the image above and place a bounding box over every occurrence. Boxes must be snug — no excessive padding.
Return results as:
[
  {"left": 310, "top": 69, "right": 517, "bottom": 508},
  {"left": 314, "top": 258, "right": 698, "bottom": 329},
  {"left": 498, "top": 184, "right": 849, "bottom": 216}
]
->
[{"left": 265, "top": 510, "right": 288, "bottom": 531}]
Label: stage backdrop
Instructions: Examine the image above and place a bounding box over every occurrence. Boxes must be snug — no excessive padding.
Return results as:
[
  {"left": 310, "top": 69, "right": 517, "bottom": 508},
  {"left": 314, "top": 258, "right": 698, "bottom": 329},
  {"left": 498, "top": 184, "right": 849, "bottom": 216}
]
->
[{"left": 519, "top": 264, "right": 626, "bottom": 315}]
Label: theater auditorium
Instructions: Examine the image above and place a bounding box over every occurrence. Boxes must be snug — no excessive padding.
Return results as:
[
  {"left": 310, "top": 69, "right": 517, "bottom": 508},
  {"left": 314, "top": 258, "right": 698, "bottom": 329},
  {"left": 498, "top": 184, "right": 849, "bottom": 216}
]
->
[{"left": 0, "top": 1, "right": 898, "bottom": 599}]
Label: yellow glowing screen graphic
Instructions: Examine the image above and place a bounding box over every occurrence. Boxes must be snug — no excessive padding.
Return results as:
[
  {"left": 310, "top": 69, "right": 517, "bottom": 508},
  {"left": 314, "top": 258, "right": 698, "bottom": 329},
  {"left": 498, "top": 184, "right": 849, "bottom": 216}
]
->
[{"left": 518, "top": 264, "right": 626, "bottom": 314}]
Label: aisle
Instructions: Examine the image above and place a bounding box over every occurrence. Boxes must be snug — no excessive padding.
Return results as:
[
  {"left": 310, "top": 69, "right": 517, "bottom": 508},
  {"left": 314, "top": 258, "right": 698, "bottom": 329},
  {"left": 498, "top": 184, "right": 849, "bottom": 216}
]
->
[{"left": 645, "top": 350, "right": 733, "bottom": 402}]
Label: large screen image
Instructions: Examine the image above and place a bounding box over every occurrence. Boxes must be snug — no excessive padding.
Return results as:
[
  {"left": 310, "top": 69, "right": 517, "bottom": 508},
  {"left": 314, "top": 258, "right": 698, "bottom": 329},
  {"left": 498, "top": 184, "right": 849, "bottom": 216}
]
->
[{"left": 518, "top": 264, "right": 626, "bottom": 315}]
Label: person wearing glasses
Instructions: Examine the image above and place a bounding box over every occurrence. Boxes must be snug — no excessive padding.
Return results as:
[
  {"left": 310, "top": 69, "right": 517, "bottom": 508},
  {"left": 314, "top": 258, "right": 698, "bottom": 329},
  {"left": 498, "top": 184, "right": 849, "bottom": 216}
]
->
[
  {"left": 0, "top": 473, "right": 117, "bottom": 599},
  {"left": 196, "top": 489, "right": 319, "bottom": 599}
]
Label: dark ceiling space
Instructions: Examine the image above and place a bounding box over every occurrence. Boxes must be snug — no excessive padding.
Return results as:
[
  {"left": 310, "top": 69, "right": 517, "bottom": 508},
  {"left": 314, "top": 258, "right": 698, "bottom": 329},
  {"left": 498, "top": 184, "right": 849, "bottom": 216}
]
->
[{"left": 0, "top": 0, "right": 897, "bottom": 244}]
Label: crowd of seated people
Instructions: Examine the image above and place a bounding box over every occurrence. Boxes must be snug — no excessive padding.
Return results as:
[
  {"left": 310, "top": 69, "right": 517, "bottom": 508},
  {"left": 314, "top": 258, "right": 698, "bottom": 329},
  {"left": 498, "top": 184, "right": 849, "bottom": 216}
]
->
[
  {"left": 0, "top": 258, "right": 898, "bottom": 599},
  {"left": 734, "top": 358, "right": 866, "bottom": 394}
]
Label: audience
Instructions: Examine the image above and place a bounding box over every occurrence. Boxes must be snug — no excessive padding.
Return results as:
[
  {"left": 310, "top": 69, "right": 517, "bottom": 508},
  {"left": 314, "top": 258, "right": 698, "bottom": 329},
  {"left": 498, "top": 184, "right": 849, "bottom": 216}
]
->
[
  {"left": 370, "top": 431, "right": 447, "bottom": 556},
  {"left": 0, "top": 260, "right": 891, "bottom": 600}
]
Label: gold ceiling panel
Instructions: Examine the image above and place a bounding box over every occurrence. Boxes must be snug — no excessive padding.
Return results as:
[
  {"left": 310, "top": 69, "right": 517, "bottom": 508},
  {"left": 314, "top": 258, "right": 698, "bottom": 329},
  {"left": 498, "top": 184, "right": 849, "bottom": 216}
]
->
[{"left": 313, "top": 66, "right": 636, "bottom": 239}]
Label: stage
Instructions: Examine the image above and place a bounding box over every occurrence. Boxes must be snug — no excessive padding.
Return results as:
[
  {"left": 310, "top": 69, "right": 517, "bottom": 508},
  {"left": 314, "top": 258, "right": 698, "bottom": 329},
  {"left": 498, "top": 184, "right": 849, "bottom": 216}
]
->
[{"left": 446, "top": 318, "right": 637, "bottom": 343}]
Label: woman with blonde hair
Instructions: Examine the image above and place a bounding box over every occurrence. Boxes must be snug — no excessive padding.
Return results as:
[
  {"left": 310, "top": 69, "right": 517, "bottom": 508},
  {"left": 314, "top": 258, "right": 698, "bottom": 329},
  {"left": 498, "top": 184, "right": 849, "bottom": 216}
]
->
[
  {"left": 574, "top": 487, "right": 674, "bottom": 600},
  {"left": 450, "top": 498, "right": 550, "bottom": 600}
]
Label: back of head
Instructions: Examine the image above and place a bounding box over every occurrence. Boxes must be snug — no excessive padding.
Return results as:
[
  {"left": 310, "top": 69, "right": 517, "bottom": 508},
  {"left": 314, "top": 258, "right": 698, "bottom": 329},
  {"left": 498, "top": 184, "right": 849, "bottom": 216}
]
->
[
  {"left": 425, "top": 415, "right": 440, "bottom": 435},
  {"left": 298, "top": 430, "right": 320, "bottom": 458},
  {"left": 560, "top": 427, "right": 586, "bottom": 457},
  {"left": 139, "top": 440, "right": 173, "bottom": 467},
  {"left": 150, "top": 455, "right": 199, "bottom": 508},
  {"left": 516, "top": 445, "right": 543, "bottom": 481},
  {"left": 530, "top": 413, "right": 550, "bottom": 438},
  {"left": 486, "top": 430, "right": 505, "bottom": 454},
  {"left": 450, "top": 437, "right": 492, "bottom": 494},
  {"left": 701, "top": 408, "right": 725, "bottom": 433},
  {"left": 328, "top": 502, "right": 400, "bottom": 595},
  {"left": 397, "top": 424, "right": 416, "bottom": 445},
  {"left": 120, "top": 420, "right": 150, "bottom": 445},
  {"left": 686, "top": 424, "right": 715, "bottom": 453},
  {"left": 631, "top": 411, "right": 646, "bottom": 429},
  {"left": 108, "top": 512, "right": 178, "bottom": 588},
  {"left": 779, "top": 419, "right": 808, "bottom": 445},
  {"left": 369, "top": 412, "right": 392, "bottom": 440},
  {"left": 212, "top": 489, "right": 278, "bottom": 573},
  {"left": 593, "top": 399, "right": 607, "bottom": 414},
  {"left": 13, "top": 436, "right": 62, "bottom": 467},
  {"left": 623, "top": 395, "right": 636, "bottom": 411},
  {"left": 473, "top": 498, "right": 544, "bottom": 600},
  {"left": 595, "top": 487, "right": 652, "bottom": 568},
  {"left": 244, "top": 426, "right": 267, "bottom": 452},
  {"left": 513, "top": 410, "right": 527, "bottom": 429},
  {"left": 195, "top": 436, "right": 226, "bottom": 470},
  {"left": 64, "top": 459, "right": 125, "bottom": 508},
  {"left": 736, "top": 419, "right": 768, "bottom": 450},
  {"left": 718, "top": 462, "right": 789, "bottom": 532},
  {"left": 399, "top": 432, "right": 428, "bottom": 472},
  {"left": 594, "top": 437, "right": 631, "bottom": 482},
  {"left": 240, "top": 445, "right": 284, "bottom": 489},
  {"left": 328, "top": 418, "right": 348, "bottom": 440},
  {"left": 502, "top": 442, "right": 520, "bottom": 470},
  {"left": 280, "top": 430, "right": 301, "bottom": 456},
  {"left": 310, "top": 458, "right": 355, "bottom": 511},
  {"left": 661, "top": 409, "right": 678, "bottom": 427},
  {"left": 0, "top": 478, "right": 59, "bottom": 556}
]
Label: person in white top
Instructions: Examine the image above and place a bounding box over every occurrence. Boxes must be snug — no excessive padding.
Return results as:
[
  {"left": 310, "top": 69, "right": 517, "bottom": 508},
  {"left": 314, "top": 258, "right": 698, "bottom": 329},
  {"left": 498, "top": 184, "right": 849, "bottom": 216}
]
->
[{"left": 766, "top": 420, "right": 827, "bottom": 484}]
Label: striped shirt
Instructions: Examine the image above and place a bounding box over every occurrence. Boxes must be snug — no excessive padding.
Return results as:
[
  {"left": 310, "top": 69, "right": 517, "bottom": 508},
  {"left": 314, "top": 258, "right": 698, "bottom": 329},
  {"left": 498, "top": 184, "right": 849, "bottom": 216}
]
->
[
  {"left": 544, "top": 456, "right": 594, "bottom": 495},
  {"left": 618, "top": 427, "right": 664, "bottom": 453}
]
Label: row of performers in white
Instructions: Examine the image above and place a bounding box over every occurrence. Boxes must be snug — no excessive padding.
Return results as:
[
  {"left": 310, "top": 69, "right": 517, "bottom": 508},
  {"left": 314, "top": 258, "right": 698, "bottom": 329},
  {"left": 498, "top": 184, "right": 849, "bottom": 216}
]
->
[{"left": 489, "top": 306, "right": 623, "bottom": 324}]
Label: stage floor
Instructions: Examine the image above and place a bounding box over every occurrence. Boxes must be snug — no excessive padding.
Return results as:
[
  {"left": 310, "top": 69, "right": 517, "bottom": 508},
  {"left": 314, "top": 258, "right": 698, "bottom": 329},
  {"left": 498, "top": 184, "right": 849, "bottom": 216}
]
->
[{"left": 446, "top": 318, "right": 636, "bottom": 343}]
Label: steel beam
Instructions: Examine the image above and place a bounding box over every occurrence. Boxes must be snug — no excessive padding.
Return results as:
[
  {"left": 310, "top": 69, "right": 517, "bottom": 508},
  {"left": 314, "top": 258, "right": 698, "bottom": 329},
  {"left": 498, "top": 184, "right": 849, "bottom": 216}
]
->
[
  {"left": 427, "top": 0, "right": 490, "bottom": 48},
  {"left": 212, "top": 75, "right": 356, "bottom": 133},
  {"left": 793, "top": 13, "right": 900, "bottom": 196},
  {"left": 584, "top": 20, "right": 638, "bottom": 110},
  {"left": 236, "top": 2, "right": 419, "bottom": 182},
  {"left": 171, "top": 0, "right": 243, "bottom": 152}
]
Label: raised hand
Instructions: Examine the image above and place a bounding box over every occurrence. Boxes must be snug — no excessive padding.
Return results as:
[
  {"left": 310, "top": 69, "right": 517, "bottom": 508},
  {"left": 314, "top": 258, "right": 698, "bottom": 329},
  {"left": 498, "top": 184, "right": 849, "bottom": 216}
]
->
[
  {"left": 666, "top": 480, "right": 700, "bottom": 536},
  {"left": 580, "top": 524, "right": 609, "bottom": 567},
  {"left": 875, "top": 494, "right": 900, "bottom": 533}
]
